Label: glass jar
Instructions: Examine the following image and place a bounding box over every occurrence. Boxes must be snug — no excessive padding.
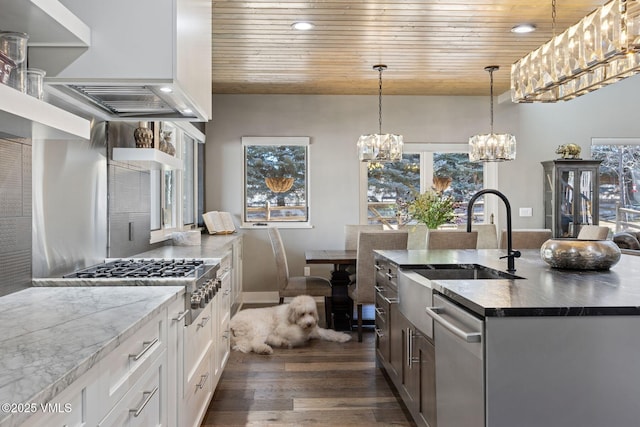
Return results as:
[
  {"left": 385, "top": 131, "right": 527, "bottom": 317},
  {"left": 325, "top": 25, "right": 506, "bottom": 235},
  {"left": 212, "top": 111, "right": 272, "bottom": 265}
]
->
[
  {"left": 26, "top": 68, "right": 46, "bottom": 99},
  {"left": 0, "top": 32, "right": 29, "bottom": 92}
]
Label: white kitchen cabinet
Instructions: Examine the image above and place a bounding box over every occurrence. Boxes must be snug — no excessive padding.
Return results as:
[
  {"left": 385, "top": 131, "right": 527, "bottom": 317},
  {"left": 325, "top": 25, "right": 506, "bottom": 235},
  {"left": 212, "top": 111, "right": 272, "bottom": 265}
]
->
[
  {"left": 167, "top": 297, "right": 187, "bottom": 427},
  {"left": 214, "top": 252, "right": 232, "bottom": 384},
  {"left": 0, "top": 0, "right": 91, "bottom": 140},
  {"left": 183, "top": 347, "right": 214, "bottom": 427},
  {"left": 98, "top": 351, "right": 167, "bottom": 427}
]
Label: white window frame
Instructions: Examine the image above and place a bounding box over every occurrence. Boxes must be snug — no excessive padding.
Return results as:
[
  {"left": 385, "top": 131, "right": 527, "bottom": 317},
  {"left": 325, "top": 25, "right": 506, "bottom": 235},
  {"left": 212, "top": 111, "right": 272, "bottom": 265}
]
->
[
  {"left": 241, "top": 136, "right": 312, "bottom": 229},
  {"left": 359, "top": 142, "right": 498, "bottom": 224},
  {"left": 150, "top": 121, "right": 204, "bottom": 243}
]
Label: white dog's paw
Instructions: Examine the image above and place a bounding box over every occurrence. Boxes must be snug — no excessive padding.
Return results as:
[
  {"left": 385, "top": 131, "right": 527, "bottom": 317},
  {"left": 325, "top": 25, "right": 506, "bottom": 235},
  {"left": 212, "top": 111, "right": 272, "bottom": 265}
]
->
[
  {"left": 336, "top": 332, "right": 352, "bottom": 343},
  {"left": 254, "top": 343, "right": 274, "bottom": 355}
]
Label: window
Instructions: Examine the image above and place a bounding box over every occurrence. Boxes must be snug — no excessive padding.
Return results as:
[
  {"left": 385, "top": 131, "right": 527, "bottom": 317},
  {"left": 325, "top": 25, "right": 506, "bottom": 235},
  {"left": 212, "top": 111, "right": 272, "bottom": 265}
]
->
[
  {"left": 242, "top": 137, "right": 310, "bottom": 227},
  {"left": 150, "top": 122, "right": 202, "bottom": 242},
  {"left": 362, "top": 144, "right": 486, "bottom": 226},
  {"left": 591, "top": 138, "right": 640, "bottom": 233}
]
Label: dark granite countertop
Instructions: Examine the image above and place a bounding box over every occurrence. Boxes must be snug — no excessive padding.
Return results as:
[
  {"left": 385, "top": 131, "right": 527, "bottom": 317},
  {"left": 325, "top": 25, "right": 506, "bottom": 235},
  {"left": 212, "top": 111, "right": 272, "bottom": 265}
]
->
[{"left": 375, "top": 249, "right": 640, "bottom": 317}]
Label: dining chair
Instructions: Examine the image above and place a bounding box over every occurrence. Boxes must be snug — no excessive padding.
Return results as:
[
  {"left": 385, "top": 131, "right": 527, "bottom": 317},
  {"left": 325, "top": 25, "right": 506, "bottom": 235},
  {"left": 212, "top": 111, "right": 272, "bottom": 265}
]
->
[
  {"left": 427, "top": 230, "right": 478, "bottom": 249},
  {"left": 577, "top": 225, "right": 610, "bottom": 240},
  {"left": 344, "top": 224, "right": 384, "bottom": 250},
  {"left": 349, "top": 230, "right": 408, "bottom": 342},
  {"left": 499, "top": 229, "right": 553, "bottom": 249},
  {"left": 457, "top": 223, "right": 498, "bottom": 249},
  {"left": 267, "top": 228, "right": 333, "bottom": 324}
]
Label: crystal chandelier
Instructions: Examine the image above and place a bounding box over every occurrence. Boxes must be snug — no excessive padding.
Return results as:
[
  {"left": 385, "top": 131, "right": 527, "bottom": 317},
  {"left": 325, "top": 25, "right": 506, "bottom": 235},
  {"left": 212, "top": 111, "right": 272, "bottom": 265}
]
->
[
  {"left": 469, "top": 66, "right": 517, "bottom": 162},
  {"left": 357, "top": 65, "right": 403, "bottom": 162},
  {"left": 511, "top": 0, "right": 640, "bottom": 103}
]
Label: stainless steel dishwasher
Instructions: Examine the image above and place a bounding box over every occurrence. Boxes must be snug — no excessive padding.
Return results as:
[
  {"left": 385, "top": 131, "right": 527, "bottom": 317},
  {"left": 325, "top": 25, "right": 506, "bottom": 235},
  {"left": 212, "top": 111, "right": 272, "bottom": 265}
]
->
[{"left": 427, "top": 294, "right": 485, "bottom": 427}]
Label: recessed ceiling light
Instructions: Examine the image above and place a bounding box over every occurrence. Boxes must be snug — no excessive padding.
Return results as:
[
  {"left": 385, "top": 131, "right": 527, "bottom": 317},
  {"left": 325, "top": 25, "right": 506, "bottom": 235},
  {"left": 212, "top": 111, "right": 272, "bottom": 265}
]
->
[
  {"left": 291, "top": 22, "right": 314, "bottom": 31},
  {"left": 159, "top": 86, "right": 173, "bottom": 93},
  {"left": 511, "top": 23, "right": 537, "bottom": 34},
  {"left": 182, "top": 108, "right": 193, "bottom": 114}
]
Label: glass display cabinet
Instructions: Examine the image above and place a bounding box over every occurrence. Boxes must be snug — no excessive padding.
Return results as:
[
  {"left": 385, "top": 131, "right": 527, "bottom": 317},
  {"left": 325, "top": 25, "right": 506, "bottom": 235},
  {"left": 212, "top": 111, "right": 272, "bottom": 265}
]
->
[{"left": 542, "top": 160, "right": 602, "bottom": 238}]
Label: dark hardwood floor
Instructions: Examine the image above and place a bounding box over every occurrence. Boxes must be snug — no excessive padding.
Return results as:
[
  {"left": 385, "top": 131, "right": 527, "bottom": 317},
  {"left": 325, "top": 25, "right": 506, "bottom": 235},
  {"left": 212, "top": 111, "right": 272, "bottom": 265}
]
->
[{"left": 201, "top": 309, "right": 416, "bottom": 427}]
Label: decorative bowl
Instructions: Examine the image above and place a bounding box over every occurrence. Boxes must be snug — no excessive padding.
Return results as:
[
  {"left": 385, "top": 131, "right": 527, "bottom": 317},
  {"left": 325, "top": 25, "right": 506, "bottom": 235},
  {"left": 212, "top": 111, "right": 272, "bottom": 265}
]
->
[{"left": 540, "top": 238, "right": 621, "bottom": 270}]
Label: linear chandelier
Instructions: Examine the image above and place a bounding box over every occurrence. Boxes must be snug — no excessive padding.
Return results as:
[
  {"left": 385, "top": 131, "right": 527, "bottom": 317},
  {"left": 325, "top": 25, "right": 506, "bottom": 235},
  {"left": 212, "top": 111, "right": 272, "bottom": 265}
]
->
[
  {"left": 511, "top": 0, "right": 640, "bottom": 103},
  {"left": 469, "top": 66, "right": 517, "bottom": 162},
  {"left": 357, "top": 65, "right": 403, "bottom": 162}
]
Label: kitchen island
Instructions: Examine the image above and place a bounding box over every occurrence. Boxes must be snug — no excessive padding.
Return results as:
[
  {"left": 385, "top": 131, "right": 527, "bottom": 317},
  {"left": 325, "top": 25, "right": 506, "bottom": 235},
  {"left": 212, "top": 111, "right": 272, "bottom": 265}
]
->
[
  {"left": 0, "top": 286, "right": 184, "bottom": 427},
  {"left": 375, "top": 249, "right": 640, "bottom": 427}
]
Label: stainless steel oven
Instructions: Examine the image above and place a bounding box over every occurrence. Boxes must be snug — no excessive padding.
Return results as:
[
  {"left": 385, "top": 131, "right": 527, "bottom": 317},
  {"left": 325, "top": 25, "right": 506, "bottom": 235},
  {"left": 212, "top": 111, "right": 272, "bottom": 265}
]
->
[{"left": 36, "top": 258, "right": 220, "bottom": 325}]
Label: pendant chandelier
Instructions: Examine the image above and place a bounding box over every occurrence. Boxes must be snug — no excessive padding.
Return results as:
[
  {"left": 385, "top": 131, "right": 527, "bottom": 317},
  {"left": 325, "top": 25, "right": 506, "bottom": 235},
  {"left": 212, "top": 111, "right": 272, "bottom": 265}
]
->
[
  {"left": 357, "top": 65, "right": 403, "bottom": 162},
  {"left": 469, "top": 66, "right": 517, "bottom": 162},
  {"left": 511, "top": 0, "right": 640, "bottom": 103}
]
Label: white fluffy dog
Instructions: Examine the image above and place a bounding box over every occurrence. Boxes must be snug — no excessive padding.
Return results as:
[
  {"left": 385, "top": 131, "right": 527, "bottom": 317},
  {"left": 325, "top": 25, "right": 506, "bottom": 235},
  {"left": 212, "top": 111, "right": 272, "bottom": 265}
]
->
[{"left": 230, "top": 295, "right": 352, "bottom": 354}]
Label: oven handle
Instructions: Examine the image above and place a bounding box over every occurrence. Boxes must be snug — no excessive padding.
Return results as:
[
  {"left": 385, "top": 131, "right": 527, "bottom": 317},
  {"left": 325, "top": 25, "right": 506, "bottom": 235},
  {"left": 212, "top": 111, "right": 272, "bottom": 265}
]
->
[{"left": 425, "top": 306, "right": 481, "bottom": 343}]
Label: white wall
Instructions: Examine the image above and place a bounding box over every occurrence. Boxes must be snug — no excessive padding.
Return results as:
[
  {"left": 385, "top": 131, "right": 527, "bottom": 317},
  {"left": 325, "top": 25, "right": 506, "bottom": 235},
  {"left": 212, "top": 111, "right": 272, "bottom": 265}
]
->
[{"left": 205, "top": 75, "right": 640, "bottom": 296}]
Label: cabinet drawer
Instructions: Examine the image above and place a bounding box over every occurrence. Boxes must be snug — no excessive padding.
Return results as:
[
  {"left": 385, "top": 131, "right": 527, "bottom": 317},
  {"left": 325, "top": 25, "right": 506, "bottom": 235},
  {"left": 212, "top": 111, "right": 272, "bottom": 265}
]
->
[
  {"left": 183, "top": 347, "right": 213, "bottom": 427},
  {"left": 216, "top": 313, "right": 230, "bottom": 378},
  {"left": 20, "top": 373, "right": 89, "bottom": 427},
  {"left": 97, "top": 310, "right": 166, "bottom": 409},
  {"left": 218, "top": 269, "right": 231, "bottom": 325},
  {"left": 98, "top": 351, "right": 165, "bottom": 427},
  {"left": 184, "top": 305, "right": 213, "bottom": 392}
]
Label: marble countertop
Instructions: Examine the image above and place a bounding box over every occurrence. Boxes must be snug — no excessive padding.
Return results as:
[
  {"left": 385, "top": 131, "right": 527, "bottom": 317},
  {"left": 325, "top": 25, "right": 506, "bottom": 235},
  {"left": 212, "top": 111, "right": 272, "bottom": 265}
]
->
[
  {"left": 0, "top": 286, "right": 184, "bottom": 427},
  {"left": 376, "top": 249, "right": 640, "bottom": 317},
  {"left": 136, "top": 233, "right": 241, "bottom": 259}
]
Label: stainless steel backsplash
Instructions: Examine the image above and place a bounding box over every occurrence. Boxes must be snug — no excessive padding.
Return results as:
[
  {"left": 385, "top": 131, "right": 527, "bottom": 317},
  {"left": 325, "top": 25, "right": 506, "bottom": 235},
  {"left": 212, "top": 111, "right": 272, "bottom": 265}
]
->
[
  {"left": 32, "top": 124, "right": 108, "bottom": 278},
  {"left": 31, "top": 121, "right": 163, "bottom": 279}
]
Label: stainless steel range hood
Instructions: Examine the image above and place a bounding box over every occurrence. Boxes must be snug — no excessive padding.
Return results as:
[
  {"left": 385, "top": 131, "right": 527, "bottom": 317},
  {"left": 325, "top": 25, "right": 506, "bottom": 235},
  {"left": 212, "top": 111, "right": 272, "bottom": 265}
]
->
[
  {"left": 46, "top": 82, "right": 201, "bottom": 120},
  {"left": 31, "top": 0, "right": 212, "bottom": 122}
]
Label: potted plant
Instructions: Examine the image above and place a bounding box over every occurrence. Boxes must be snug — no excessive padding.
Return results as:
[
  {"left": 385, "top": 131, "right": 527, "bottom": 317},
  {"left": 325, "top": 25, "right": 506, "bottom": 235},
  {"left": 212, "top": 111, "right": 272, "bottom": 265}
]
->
[{"left": 407, "top": 188, "right": 455, "bottom": 229}]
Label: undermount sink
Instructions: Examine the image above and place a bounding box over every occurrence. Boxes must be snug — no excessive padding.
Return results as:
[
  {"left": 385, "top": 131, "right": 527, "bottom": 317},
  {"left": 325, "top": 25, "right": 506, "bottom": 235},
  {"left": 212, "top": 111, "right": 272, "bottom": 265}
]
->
[{"left": 415, "top": 264, "right": 524, "bottom": 281}]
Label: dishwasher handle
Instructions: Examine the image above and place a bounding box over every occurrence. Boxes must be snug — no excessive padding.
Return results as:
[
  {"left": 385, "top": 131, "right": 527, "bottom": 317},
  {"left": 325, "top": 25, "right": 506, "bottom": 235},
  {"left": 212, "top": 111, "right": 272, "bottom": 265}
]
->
[{"left": 425, "top": 306, "right": 482, "bottom": 343}]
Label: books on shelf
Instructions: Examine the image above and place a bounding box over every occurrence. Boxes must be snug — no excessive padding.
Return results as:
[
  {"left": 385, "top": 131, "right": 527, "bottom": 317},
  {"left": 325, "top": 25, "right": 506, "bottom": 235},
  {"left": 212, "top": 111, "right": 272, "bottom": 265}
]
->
[{"left": 203, "top": 211, "right": 236, "bottom": 235}]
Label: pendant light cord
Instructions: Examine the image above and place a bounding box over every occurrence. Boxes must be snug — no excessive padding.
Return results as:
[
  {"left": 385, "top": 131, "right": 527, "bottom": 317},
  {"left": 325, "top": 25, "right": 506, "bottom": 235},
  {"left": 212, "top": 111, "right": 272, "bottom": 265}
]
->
[
  {"left": 489, "top": 67, "right": 495, "bottom": 134},
  {"left": 378, "top": 66, "right": 383, "bottom": 135},
  {"left": 552, "top": 0, "right": 557, "bottom": 37}
]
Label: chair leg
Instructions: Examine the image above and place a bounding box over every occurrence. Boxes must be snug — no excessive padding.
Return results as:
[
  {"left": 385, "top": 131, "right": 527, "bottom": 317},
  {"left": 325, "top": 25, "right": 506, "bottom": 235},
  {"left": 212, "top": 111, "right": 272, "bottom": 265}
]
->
[
  {"left": 279, "top": 296, "right": 284, "bottom": 304},
  {"left": 357, "top": 303, "right": 363, "bottom": 342}
]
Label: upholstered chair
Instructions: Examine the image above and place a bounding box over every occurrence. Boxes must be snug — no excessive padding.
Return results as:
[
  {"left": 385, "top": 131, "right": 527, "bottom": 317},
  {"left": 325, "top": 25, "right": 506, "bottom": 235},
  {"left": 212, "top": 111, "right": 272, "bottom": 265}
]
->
[
  {"left": 348, "top": 230, "right": 408, "bottom": 342},
  {"left": 267, "top": 228, "right": 332, "bottom": 324},
  {"left": 499, "top": 229, "right": 553, "bottom": 249},
  {"left": 427, "top": 230, "right": 479, "bottom": 249},
  {"left": 457, "top": 223, "right": 498, "bottom": 249},
  {"left": 344, "top": 224, "right": 384, "bottom": 250},
  {"left": 577, "top": 225, "right": 610, "bottom": 240}
]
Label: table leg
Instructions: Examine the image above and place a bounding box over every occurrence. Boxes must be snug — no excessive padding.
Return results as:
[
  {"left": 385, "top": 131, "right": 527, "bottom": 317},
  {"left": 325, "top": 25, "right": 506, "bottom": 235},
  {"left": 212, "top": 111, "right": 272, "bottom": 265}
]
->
[{"left": 329, "top": 269, "right": 353, "bottom": 331}]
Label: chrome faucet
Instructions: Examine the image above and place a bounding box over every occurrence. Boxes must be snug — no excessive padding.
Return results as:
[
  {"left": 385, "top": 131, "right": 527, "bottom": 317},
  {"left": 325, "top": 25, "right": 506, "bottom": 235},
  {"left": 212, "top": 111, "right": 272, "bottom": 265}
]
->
[{"left": 467, "top": 189, "right": 521, "bottom": 273}]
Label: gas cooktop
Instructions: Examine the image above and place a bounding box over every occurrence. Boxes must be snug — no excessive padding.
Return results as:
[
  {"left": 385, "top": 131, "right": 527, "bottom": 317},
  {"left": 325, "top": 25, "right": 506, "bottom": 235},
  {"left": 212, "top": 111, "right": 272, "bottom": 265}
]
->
[{"left": 63, "top": 258, "right": 209, "bottom": 279}]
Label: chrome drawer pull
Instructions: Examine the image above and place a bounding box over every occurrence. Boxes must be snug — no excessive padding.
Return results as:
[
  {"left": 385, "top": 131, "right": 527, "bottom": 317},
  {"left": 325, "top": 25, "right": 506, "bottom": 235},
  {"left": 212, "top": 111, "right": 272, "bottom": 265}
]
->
[
  {"left": 374, "top": 285, "right": 384, "bottom": 293},
  {"left": 129, "top": 386, "right": 158, "bottom": 417},
  {"left": 374, "top": 264, "right": 383, "bottom": 271},
  {"left": 374, "top": 307, "right": 385, "bottom": 317},
  {"left": 172, "top": 310, "right": 188, "bottom": 322},
  {"left": 375, "top": 328, "right": 384, "bottom": 338},
  {"left": 197, "top": 315, "right": 211, "bottom": 329},
  {"left": 196, "top": 372, "right": 210, "bottom": 390},
  {"left": 129, "top": 338, "right": 158, "bottom": 361}
]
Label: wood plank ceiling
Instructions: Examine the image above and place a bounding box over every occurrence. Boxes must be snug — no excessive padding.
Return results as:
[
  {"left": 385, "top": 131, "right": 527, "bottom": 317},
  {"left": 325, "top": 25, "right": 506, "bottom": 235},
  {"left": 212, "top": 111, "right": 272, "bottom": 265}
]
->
[{"left": 212, "top": 0, "right": 606, "bottom": 96}]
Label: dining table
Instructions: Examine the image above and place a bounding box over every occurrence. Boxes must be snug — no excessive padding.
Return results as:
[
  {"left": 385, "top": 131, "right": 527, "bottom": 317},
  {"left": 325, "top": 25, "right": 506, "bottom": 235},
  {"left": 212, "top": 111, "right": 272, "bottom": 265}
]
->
[{"left": 304, "top": 249, "right": 357, "bottom": 330}]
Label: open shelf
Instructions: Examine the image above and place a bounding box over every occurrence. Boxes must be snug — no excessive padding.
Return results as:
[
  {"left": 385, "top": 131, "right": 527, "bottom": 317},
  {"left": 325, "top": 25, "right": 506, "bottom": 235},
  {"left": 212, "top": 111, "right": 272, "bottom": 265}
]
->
[{"left": 112, "top": 148, "right": 183, "bottom": 170}]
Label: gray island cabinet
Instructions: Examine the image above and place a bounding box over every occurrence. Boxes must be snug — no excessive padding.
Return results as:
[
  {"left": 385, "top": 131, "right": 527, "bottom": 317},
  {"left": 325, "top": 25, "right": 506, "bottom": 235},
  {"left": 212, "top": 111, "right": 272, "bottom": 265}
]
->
[{"left": 374, "top": 248, "right": 640, "bottom": 427}]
